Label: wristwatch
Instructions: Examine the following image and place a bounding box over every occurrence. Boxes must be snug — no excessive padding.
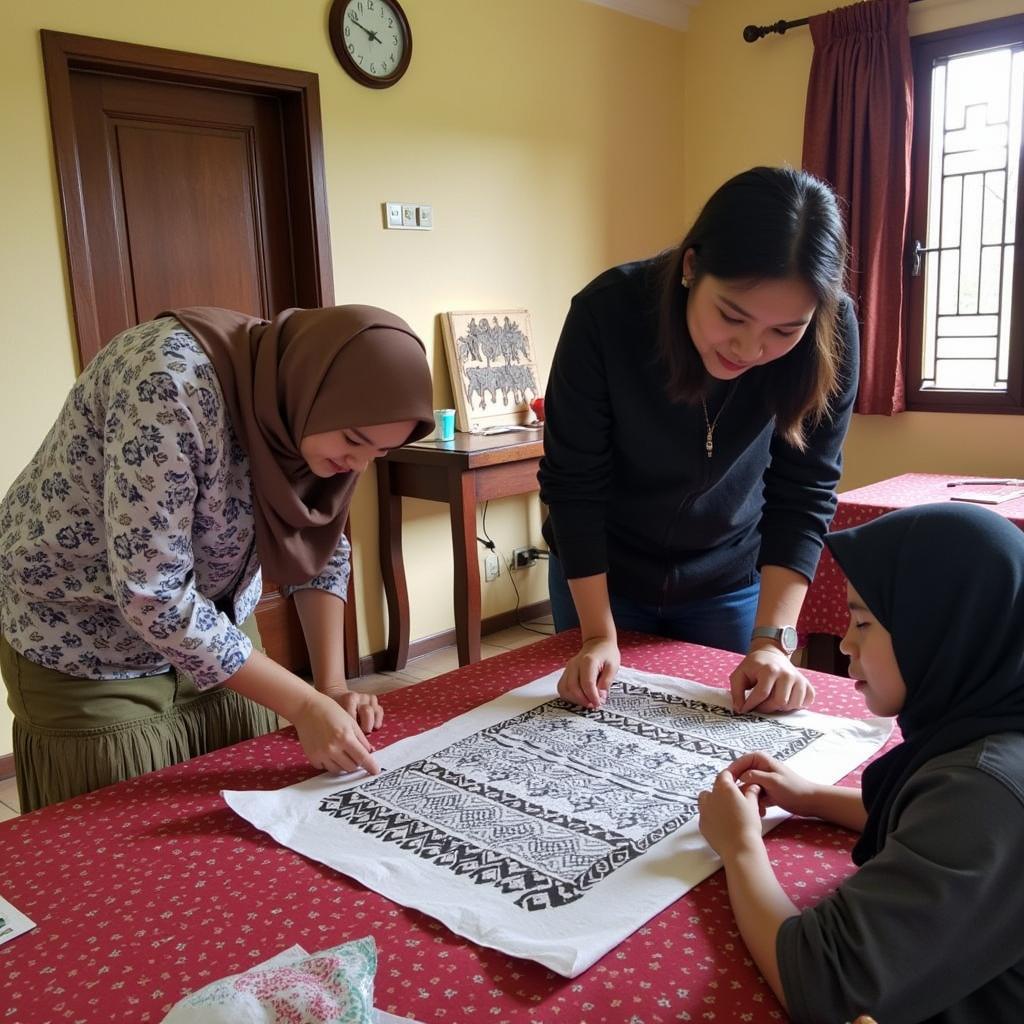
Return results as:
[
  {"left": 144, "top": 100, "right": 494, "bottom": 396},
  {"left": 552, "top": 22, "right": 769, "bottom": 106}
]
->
[{"left": 750, "top": 625, "right": 799, "bottom": 655}]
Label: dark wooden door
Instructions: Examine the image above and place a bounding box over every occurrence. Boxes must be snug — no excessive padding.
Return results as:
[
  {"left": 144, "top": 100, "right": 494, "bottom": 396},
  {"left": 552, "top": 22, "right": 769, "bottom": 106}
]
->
[
  {"left": 70, "top": 73, "right": 296, "bottom": 334},
  {"left": 42, "top": 31, "right": 359, "bottom": 678}
]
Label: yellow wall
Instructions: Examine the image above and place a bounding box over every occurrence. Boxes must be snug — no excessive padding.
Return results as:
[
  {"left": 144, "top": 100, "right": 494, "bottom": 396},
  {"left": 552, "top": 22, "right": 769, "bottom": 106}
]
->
[
  {"left": 682, "top": 0, "right": 1024, "bottom": 490},
  {"left": 3, "top": 0, "right": 1022, "bottom": 762},
  {"left": 0, "top": 0, "right": 689, "bottom": 755}
]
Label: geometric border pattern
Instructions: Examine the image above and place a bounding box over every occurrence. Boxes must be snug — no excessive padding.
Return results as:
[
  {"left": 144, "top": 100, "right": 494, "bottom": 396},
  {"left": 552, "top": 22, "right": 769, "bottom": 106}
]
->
[{"left": 318, "top": 683, "right": 822, "bottom": 911}]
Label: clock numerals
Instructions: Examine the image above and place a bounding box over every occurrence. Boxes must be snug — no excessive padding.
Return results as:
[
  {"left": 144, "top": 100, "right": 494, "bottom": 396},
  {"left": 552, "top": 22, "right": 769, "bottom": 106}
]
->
[{"left": 330, "top": 0, "right": 411, "bottom": 88}]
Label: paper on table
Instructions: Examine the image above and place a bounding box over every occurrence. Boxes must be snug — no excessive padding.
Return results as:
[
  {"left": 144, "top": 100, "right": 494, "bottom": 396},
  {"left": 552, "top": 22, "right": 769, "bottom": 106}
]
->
[
  {"left": 949, "top": 486, "right": 1024, "bottom": 505},
  {"left": 0, "top": 894, "right": 36, "bottom": 946},
  {"left": 471, "top": 423, "right": 543, "bottom": 435},
  {"left": 225, "top": 668, "right": 892, "bottom": 978}
]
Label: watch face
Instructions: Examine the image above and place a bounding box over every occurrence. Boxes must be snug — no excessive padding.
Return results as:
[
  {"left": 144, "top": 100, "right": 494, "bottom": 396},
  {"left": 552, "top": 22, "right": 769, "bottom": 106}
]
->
[
  {"left": 339, "top": 0, "right": 408, "bottom": 82},
  {"left": 781, "top": 626, "right": 799, "bottom": 652}
]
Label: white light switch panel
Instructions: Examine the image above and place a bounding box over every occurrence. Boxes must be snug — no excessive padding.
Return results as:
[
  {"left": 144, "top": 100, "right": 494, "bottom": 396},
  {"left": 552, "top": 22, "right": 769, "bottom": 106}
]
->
[{"left": 383, "top": 201, "right": 433, "bottom": 230}]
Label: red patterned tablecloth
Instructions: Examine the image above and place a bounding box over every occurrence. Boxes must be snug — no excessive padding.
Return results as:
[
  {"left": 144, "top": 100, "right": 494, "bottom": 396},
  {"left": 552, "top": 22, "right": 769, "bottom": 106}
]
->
[
  {"left": 798, "top": 472, "right": 1024, "bottom": 639},
  {"left": 0, "top": 634, "right": 894, "bottom": 1024}
]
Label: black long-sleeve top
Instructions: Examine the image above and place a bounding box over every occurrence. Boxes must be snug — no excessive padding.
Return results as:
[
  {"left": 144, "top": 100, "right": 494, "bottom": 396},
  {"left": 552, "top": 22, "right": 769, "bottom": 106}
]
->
[
  {"left": 778, "top": 733, "right": 1024, "bottom": 1023},
  {"left": 538, "top": 258, "right": 860, "bottom": 605}
]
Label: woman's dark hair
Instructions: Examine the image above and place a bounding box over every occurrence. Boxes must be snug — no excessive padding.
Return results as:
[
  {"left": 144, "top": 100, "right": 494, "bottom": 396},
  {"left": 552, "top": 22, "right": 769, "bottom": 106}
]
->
[{"left": 656, "top": 166, "right": 849, "bottom": 449}]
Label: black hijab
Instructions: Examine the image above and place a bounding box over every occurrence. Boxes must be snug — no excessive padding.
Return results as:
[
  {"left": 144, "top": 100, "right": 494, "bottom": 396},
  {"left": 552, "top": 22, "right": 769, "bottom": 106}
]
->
[{"left": 825, "top": 502, "right": 1024, "bottom": 864}]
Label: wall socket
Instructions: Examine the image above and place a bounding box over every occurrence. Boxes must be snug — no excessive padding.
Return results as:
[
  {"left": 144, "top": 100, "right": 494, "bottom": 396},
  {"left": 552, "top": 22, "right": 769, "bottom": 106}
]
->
[
  {"left": 512, "top": 546, "right": 539, "bottom": 569},
  {"left": 483, "top": 552, "right": 500, "bottom": 582}
]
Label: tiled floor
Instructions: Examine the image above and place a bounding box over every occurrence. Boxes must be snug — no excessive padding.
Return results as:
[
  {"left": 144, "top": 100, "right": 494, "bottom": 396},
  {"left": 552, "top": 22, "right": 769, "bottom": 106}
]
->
[{"left": 0, "top": 621, "right": 553, "bottom": 820}]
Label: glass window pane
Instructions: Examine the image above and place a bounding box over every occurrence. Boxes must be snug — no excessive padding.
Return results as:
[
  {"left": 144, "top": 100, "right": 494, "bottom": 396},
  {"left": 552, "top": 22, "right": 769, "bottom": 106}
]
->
[
  {"left": 918, "top": 40, "right": 1022, "bottom": 397},
  {"left": 935, "top": 336, "right": 998, "bottom": 360},
  {"left": 999, "top": 245, "right": 1015, "bottom": 381},
  {"left": 981, "top": 171, "right": 1006, "bottom": 246},
  {"left": 936, "top": 314, "right": 999, "bottom": 336},
  {"left": 979, "top": 246, "right": 1003, "bottom": 313},
  {"left": 940, "top": 173, "right": 962, "bottom": 248},
  {"left": 958, "top": 174, "right": 983, "bottom": 313},
  {"left": 934, "top": 358, "right": 999, "bottom": 389}
]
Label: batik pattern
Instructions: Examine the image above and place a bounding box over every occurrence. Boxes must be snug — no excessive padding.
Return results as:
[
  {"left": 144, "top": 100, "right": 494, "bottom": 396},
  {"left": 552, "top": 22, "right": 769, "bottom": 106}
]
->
[{"left": 319, "top": 680, "right": 821, "bottom": 910}]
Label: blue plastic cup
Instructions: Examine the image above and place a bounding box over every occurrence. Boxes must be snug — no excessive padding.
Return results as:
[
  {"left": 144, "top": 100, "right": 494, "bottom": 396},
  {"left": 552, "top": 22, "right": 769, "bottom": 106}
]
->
[{"left": 434, "top": 408, "right": 456, "bottom": 441}]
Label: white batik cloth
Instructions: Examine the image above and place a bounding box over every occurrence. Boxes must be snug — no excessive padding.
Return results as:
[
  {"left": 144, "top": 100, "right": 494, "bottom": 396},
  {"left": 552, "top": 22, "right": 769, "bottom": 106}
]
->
[{"left": 225, "top": 668, "right": 891, "bottom": 978}]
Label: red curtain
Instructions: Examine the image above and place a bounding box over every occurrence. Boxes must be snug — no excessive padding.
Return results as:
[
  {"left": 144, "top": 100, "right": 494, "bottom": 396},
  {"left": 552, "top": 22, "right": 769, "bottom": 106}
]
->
[{"left": 803, "top": 0, "right": 913, "bottom": 415}]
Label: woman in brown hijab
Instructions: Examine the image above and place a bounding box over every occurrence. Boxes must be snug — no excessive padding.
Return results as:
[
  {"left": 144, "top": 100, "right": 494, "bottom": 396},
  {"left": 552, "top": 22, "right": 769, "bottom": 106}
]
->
[{"left": 0, "top": 304, "right": 434, "bottom": 812}]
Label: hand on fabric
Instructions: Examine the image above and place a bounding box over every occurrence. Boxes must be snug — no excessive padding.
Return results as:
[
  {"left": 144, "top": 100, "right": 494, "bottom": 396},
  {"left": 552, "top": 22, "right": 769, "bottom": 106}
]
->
[
  {"left": 729, "top": 646, "right": 814, "bottom": 714},
  {"left": 317, "top": 682, "right": 385, "bottom": 733},
  {"left": 556, "top": 636, "right": 620, "bottom": 710},
  {"left": 697, "top": 769, "right": 764, "bottom": 860},
  {"left": 292, "top": 691, "right": 379, "bottom": 776},
  {"left": 726, "top": 751, "right": 820, "bottom": 818}
]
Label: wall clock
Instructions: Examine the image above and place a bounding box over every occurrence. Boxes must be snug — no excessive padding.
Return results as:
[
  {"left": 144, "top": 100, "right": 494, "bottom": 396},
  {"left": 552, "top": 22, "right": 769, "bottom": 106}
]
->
[{"left": 328, "top": 0, "right": 412, "bottom": 89}]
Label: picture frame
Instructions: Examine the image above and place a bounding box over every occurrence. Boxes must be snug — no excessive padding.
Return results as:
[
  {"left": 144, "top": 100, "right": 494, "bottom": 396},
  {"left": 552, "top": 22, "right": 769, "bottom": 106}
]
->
[{"left": 440, "top": 309, "right": 543, "bottom": 433}]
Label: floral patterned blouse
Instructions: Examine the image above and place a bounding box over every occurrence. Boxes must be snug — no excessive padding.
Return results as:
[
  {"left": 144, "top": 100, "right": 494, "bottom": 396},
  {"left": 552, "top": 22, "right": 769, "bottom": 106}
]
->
[{"left": 0, "top": 318, "right": 350, "bottom": 690}]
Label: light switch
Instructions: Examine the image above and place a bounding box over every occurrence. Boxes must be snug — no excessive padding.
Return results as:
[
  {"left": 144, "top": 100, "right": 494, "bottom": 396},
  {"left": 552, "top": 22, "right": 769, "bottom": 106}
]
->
[{"left": 383, "top": 201, "right": 432, "bottom": 230}]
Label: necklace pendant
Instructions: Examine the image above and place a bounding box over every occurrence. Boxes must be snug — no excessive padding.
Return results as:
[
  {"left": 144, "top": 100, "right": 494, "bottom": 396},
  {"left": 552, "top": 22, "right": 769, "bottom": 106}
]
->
[{"left": 705, "top": 429, "right": 714, "bottom": 458}]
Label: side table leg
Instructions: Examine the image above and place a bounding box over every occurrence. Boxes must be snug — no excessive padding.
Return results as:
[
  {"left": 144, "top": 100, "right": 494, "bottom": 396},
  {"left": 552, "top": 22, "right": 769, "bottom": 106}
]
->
[
  {"left": 450, "top": 470, "right": 482, "bottom": 666},
  {"left": 377, "top": 462, "right": 410, "bottom": 670}
]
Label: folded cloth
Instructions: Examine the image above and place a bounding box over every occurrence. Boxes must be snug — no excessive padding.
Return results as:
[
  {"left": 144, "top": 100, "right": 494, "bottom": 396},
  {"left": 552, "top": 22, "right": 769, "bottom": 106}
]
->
[{"left": 162, "top": 938, "right": 377, "bottom": 1024}]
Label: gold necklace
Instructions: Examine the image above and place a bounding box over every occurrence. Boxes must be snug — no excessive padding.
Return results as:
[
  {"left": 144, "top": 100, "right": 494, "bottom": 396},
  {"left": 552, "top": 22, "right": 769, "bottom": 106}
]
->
[{"left": 701, "top": 397, "right": 726, "bottom": 459}]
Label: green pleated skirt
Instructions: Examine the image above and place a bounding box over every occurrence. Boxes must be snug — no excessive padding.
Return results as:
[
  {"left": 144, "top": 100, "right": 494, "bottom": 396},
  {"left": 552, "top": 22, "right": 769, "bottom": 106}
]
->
[{"left": 1, "top": 617, "right": 278, "bottom": 813}]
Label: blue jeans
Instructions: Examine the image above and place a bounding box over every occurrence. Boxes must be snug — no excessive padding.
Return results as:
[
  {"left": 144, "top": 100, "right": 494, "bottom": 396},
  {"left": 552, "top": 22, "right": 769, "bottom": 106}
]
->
[{"left": 547, "top": 554, "right": 759, "bottom": 654}]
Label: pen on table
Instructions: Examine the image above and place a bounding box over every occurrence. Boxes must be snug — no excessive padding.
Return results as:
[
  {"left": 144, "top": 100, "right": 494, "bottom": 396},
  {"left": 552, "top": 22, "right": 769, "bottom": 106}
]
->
[{"left": 945, "top": 479, "right": 1024, "bottom": 487}]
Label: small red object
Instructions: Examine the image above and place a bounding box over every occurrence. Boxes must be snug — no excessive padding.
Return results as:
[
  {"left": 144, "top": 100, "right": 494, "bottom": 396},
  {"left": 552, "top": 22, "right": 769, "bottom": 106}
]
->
[{"left": 530, "top": 397, "right": 545, "bottom": 422}]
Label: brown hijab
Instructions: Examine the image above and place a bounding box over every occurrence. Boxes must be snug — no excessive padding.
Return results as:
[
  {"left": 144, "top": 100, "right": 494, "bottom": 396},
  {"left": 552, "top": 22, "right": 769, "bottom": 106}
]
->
[{"left": 165, "top": 305, "right": 434, "bottom": 585}]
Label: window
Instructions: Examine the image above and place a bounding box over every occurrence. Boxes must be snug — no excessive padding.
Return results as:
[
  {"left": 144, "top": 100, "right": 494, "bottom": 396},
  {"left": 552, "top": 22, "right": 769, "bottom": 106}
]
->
[{"left": 907, "top": 15, "right": 1024, "bottom": 412}]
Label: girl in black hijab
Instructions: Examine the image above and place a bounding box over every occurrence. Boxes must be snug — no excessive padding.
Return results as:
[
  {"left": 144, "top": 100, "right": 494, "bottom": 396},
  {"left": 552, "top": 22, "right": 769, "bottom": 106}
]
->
[{"left": 697, "top": 502, "right": 1024, "bottom": 1022}]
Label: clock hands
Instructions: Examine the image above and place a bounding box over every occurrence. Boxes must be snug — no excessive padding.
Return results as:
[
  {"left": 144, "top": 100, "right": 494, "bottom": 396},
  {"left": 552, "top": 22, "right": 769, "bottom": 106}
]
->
[{"left": 348, "top": 12, "right": 383, "bottom": 43}]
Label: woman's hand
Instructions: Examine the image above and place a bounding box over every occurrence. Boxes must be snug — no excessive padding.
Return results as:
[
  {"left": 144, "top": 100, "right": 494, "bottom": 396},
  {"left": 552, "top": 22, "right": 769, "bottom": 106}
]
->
[
  {"left": 726, "top": 751, "right": 821, "bottom": 818},
  {"left": 698, "top": 769, "right": 764, "bottom": 860},
  {"left": 557, "top": 636, "right": 620, "bottom": 709},
  {"left": 729, "top": 646, "right": 814, "bottom": 714},
  {"left": 291, "top": 690, "right": 379, "bottom": 776},
  {"left": 317, "top": 681, "right": 385, "bottom": 733}
]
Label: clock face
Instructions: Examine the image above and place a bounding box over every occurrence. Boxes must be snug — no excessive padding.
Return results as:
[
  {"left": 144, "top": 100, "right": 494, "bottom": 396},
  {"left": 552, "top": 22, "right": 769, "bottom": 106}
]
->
[{"left": 332, "top": 0, "right": 411, "bottom": 87}]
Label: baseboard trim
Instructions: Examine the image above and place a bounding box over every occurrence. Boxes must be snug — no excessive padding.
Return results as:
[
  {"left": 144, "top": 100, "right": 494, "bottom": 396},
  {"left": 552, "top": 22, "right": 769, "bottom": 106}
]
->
[
  {"left": 359, "top": 599, "right": 552, "bottom": 677},
  {"left": 0, "top": 753, "right": 14, "bottom": 782}
]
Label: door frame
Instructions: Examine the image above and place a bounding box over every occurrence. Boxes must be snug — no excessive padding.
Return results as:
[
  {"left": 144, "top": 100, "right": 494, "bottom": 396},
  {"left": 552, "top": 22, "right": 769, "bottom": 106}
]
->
[{"left": 40, "top": 30, "right": 361, "bottom": 679}]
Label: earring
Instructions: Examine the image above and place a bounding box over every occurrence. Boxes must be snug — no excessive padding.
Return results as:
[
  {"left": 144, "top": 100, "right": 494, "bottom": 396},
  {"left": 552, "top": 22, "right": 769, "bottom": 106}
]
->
[{"left": 681, "top": 276, "right": 693, "bottom": 289}]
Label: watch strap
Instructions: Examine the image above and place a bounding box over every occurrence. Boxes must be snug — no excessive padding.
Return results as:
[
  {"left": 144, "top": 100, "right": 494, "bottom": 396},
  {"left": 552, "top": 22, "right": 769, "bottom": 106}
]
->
[{"left": 750, "top": 625, "right": 798, "bottom": 653}]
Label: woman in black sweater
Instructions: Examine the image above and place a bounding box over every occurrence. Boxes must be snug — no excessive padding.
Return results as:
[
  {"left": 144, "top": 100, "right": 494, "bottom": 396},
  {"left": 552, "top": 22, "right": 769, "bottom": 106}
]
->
[{"left": 538, "top": 167, "right": 858, "bottom": 714}]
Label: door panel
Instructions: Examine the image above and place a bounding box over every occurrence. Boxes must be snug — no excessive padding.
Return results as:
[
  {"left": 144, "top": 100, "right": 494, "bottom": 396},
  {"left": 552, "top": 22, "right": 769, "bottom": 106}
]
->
[
  {"left": 118, "top": 123, "right": 265, "bottom": 318},
  {"left": 70, "top": 71, "right": 295, "bottom": 331}
]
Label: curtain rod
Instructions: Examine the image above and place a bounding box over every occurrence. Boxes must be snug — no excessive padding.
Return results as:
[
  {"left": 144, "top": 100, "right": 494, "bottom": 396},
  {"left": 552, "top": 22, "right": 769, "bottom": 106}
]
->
[{"left": 743, "top": 0, "right": 925, "bottom": 42}]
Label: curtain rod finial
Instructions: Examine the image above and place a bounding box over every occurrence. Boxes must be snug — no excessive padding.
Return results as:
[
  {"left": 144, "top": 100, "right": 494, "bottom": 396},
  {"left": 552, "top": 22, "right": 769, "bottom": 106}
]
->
[{"left": 742, "top": 20, "right": 790, "bottom": 43}]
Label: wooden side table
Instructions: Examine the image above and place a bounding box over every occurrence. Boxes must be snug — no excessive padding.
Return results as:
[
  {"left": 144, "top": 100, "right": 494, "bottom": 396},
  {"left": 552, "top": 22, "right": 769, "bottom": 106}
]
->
[{"left": 377, "top": 431, "right": 544, "bottom": 669}]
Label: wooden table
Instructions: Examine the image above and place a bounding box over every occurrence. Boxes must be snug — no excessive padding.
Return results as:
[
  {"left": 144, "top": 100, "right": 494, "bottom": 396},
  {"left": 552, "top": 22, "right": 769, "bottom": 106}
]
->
[
  {"left": 377, "top": 431, "right": 544, "bottom": 669},
  {"left": 0, "top": 633, "right": 889, "bottom": 1023},
  {"left": 799, "top": 472, "right": 1024, "bottom": 670}
]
